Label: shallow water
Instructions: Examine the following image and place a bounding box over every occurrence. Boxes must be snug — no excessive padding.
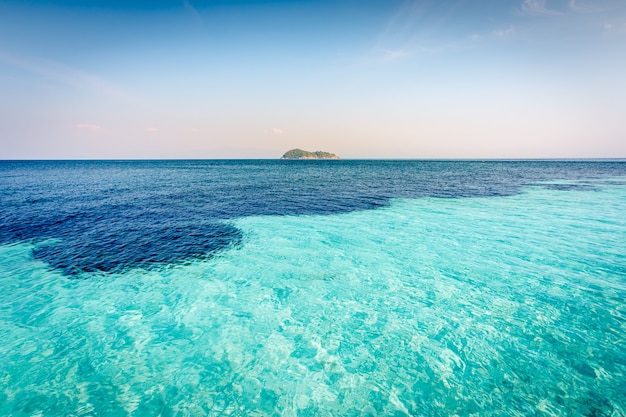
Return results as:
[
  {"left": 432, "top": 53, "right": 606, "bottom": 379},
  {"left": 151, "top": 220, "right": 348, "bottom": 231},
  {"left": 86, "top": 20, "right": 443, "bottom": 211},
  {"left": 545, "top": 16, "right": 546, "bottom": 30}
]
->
[{"left": 1, "top": 162, "right": 625, "bottom": 416}]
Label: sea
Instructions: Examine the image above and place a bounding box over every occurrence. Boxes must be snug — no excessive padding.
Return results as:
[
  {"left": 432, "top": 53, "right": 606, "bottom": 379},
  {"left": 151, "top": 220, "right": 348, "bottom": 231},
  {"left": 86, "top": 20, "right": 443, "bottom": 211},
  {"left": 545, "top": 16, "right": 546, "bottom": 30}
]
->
[{"left": 1, "top": 160, "right": 625, "bottom": 416}]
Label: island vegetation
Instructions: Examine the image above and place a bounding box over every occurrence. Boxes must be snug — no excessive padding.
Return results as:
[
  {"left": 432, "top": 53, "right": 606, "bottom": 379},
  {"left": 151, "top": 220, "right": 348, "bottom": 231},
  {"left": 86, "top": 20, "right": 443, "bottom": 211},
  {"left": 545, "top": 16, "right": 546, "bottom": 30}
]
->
[{"left": 280, "top": 148, "right": 340, "bottom": 160}]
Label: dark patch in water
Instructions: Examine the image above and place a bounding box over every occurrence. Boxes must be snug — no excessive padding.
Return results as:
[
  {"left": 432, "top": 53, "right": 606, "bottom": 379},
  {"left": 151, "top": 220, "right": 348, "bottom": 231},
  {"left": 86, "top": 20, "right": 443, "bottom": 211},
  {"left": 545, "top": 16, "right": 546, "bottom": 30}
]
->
[
  {"left": 1, "top": 160, "right": 625, "bottom": 276},
  {"left": 540, "top": 183, "right": 598, "bottom": 191},
  {"left": 31, "top": 222, "right": 241, "bottom": 276}
]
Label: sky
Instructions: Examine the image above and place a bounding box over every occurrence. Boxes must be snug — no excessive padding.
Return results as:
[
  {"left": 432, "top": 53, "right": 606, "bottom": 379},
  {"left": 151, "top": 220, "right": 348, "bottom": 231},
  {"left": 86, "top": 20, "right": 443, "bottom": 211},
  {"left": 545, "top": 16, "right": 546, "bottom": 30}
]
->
[{"left": 0, "top": 0, "right": 625, "bottom": 159}]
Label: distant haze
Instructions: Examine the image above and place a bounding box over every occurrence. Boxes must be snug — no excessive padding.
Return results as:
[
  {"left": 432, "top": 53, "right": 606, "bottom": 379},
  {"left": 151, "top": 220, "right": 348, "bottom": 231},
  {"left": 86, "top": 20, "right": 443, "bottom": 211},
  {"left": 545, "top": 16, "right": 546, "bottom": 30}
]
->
[{"left": 1, "top": 0, "right": 625, "bottom": 159}]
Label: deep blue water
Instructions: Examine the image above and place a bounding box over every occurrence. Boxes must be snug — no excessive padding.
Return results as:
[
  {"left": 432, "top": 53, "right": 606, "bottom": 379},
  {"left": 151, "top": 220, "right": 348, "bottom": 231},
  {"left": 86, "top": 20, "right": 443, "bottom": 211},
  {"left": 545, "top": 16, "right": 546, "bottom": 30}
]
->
[{"left": 1, "top": 160, "right": 625, "bottom": 276}]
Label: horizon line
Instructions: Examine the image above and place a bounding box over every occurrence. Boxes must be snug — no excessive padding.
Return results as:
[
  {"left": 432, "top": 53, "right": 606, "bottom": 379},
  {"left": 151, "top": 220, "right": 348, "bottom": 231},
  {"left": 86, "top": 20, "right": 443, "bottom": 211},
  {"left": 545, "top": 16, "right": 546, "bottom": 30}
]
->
[{"left": 2, "top": 158, "right": 626, "bottom": 162}]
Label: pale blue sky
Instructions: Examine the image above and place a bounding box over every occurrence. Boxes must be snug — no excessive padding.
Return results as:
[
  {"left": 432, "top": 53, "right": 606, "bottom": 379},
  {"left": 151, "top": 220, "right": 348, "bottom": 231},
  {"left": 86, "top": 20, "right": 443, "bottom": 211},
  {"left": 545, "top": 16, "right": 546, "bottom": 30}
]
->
[{"left": 1, "top": 0, "right": 625, "bottom": 159}]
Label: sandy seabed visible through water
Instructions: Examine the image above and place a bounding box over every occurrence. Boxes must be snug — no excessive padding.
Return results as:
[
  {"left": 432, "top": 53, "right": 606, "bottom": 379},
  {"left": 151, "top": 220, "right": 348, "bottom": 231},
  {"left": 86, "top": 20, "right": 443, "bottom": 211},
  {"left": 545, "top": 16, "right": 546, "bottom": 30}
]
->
[{"left": 1, "top": 179, "right": 625, "bottom": 416}]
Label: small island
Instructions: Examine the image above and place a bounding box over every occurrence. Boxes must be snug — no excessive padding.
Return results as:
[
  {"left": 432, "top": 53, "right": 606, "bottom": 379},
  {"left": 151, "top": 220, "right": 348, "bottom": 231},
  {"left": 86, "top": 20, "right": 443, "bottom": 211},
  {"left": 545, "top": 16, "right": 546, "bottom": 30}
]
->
[{"left": 280, "top": 148, "right": 340, "bottom": 160}]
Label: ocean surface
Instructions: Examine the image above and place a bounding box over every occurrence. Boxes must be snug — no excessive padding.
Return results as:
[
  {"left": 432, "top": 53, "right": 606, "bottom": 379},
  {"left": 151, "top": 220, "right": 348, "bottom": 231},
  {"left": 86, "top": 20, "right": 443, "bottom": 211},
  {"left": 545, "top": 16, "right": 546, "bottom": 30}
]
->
[{"left": 1, "top": 160, "right": 625, "bottom": 416}]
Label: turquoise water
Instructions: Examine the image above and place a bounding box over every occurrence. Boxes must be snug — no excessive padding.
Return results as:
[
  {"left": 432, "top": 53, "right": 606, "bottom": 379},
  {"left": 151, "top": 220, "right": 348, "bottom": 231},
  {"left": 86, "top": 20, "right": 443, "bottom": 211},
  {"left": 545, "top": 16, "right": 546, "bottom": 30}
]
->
[{"left": 1, "top": 180, "right": 625, "bottom": 416}]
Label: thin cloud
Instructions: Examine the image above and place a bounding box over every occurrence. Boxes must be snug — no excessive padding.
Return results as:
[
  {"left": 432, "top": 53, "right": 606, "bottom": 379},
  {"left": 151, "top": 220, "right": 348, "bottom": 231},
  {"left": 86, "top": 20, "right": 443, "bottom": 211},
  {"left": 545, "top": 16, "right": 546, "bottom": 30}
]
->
[
  {"left": 366, "top": 1, "right": 424, "bottom": 63},
  {"left": 364, "top": 0, "right": 472, "bottom": 65},
  {"left": 568, "top": 0, "right": 621, "bottom": 13},
  {"left": 183, "top": 0, "right": 203, "bottom": 23},
  {"left": 520, "top": 0, "right": 563, "bottom": 16},
  {"left": 383, "top": 49, "right": 412, "bottom": 62},
  {"left": 75, "top": 123, "right": 102, "bottom": 132},
  {"left": 568, "top": 0, "right": 594, "bottom": 13},
  {"left": 146, "top": 127, "right": 158, "bottom": 133},
  {"left": 376, "top": 1, "right": 425, "bottom": 45},
  {"left": 0, "top": 53, "right": 147, "bottom": 106},
  {"left": 272, "top": 128, "right": 284, "bottom": 135},
  {"left": 492, "top": 25, "right": 516, "bottom": 38},
  {"left": 603, "top": 22, "right": 626, "bottom": 34}
]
